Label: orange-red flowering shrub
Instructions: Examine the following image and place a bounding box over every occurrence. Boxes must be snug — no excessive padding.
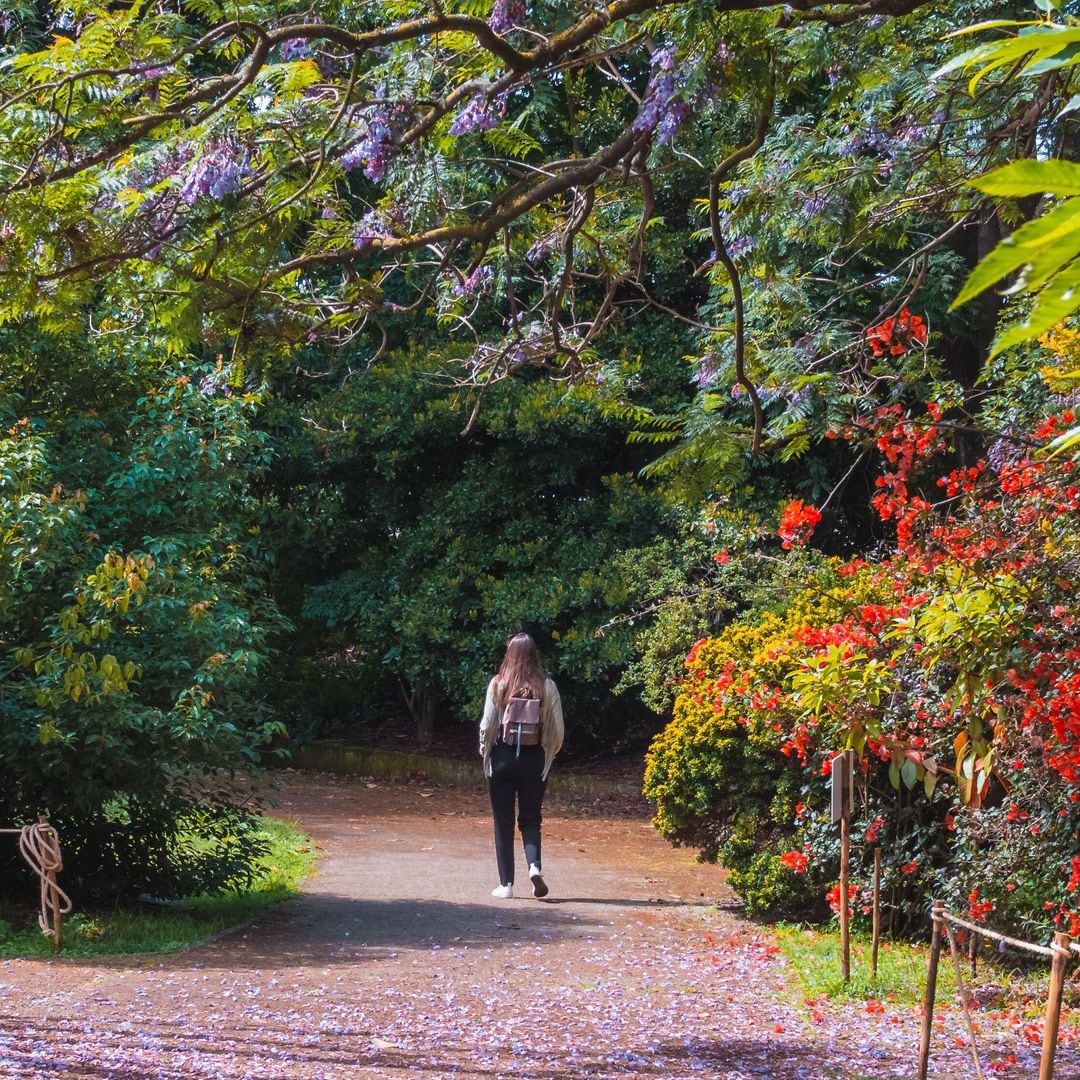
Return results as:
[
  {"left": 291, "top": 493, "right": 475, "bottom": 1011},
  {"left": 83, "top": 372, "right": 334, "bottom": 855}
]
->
[
  {"left": 777, "top": 499, "right": 823, "bottom": 549},
  {"left": 866, "top": 308, "right": 928, "bottom": 357},
  {"left": 647, "top": 404, "right": 1080, "bottom": 934}
]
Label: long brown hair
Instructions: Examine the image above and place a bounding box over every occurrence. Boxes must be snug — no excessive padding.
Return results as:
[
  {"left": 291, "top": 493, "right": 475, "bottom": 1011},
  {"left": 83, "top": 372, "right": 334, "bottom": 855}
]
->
[{"left": 495, "top": 632, "right": 546, "bottom": 707}]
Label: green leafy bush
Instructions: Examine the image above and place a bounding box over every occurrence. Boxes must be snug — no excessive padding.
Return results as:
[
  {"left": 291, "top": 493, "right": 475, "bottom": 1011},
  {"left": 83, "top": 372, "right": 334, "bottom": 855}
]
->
[{"left": 0, "top": 363, "right": 287, "bottom": 901}]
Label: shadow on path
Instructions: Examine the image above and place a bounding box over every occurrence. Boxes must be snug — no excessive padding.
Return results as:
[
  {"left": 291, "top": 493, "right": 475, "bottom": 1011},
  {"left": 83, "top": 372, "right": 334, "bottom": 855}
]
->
[{"left": 152, "top": 894, "right": 629, "bottom": 970}]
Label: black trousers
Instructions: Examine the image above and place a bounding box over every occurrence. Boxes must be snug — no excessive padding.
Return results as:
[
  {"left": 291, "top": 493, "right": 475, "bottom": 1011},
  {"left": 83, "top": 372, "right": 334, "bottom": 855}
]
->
[{"left": 488, "top": 742, "right": 546, "bottom": 886}]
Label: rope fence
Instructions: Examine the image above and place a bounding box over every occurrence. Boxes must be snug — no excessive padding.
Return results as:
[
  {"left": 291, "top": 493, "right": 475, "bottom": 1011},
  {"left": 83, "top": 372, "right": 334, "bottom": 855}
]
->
[
  {"left": 917, "top": 899, "right": 1074, "bottom": 1080},
  {"left": 0, "top": 818, "right": 71, "bottom": 951}
]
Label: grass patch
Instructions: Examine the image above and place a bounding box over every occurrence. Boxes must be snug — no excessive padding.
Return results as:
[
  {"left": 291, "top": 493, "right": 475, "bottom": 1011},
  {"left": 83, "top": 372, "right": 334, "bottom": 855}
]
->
[
  {"left": 775, "top": 923, "right": 958, "bottom": 1003},
  {"left": 0, "top": 815, "right": 315, "bottom": 958},
  {"left": 777, "top": 923, "right": 1076, "bottom": 1026}
]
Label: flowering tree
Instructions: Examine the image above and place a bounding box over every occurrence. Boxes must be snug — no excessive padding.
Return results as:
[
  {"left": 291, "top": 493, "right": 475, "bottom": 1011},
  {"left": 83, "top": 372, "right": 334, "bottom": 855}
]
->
[
  {"left": 0, "top": 0, "right": 1028, "bottom": 452},
  {"left": 645, "top": 391, "right": 1080, "bottom": 935}
]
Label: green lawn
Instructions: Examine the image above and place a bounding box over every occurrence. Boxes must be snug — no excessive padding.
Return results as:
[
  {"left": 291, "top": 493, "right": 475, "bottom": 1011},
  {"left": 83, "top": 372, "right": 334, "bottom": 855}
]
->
[
  {"left": 0, "top": 816, "right": 315, "bottom": 958},
  {"left": 774, "top": 923, "right": 958, "bottom": 1003}
]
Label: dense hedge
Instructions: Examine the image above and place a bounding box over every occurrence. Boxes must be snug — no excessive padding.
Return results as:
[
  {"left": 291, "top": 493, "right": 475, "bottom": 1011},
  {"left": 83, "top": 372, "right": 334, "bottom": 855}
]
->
[{"left": 645, "top": 406, "right": 1080, "bottom": 940}]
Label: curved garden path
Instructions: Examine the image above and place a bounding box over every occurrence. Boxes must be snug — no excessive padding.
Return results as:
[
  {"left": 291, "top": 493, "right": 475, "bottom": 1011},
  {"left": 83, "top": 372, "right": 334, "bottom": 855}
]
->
[{"left": 0, "top": 770, "right": 1072, "bottom": 1078}]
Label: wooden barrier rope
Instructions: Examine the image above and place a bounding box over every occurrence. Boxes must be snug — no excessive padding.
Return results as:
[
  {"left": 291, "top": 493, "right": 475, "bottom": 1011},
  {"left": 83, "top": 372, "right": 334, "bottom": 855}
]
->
[
  {"left": 918, "top": 899, "right": 1074, "bottom": 1080},
  {"left": 0, "top": 818, "right": 72, "bottom": 952}
]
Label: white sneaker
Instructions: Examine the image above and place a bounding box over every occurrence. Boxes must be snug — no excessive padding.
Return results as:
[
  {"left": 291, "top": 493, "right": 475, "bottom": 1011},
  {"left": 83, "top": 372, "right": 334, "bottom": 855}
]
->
[
  {"left": 529, "top": 864, "right": 548, "bottom": 899},
  {"left": 491, "top": 883, "right": 513, "bottom": 899}
]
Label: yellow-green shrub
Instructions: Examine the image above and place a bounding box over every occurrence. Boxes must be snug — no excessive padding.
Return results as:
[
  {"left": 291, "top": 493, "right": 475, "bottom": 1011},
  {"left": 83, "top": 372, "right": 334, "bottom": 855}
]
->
[{"left": 643, "top": 562, "right": 894, "bottom": 911}]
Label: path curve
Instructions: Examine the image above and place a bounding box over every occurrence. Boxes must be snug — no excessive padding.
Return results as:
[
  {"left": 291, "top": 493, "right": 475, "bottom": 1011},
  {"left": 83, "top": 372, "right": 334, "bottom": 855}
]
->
[{"left": 0, "top": 771, "right": 1069, "bottom": 1078}]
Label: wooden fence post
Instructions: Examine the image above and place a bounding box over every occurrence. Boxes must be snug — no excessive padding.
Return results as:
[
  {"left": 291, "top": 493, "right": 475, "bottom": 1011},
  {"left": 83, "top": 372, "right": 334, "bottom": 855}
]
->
[
  {"left": 917, "top": 899, "right": 943, "bottom": 1080},
  {"left": 871, "top": 845, "right": 882, "bottom": 979},
  {"left": 840, "top": 808, "right": 851, "bottom": 981},
  {"left": 831, "top": 750, "right": 854, "bottom": 982},
  {"left": 38, "top": 816, "right": 63, "bottom": 952},
  {"left": 1039, "top": 931, "right": 1071, "bottom": 1080}
]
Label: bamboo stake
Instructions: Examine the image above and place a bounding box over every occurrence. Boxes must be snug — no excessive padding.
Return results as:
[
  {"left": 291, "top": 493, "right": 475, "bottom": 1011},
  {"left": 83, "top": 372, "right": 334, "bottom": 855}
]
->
[
  {"left": 917, "top": 899, "right": 944, "bottom": 1080},
  {"left": 871, "top": 845, "right": 882, "bottom": 979},
  {"left": 943, "top": 920, "right": 986, "bottom": 1080},
  {"left": 1039, "top": 932, "right": 1071, "bottom": 1080}
]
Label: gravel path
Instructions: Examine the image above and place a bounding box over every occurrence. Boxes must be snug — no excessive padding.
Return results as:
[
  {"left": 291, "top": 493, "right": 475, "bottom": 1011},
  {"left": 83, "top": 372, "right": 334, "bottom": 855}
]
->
[{"left": 0, "top": 771, "right": 1075, "bottom": 1078}]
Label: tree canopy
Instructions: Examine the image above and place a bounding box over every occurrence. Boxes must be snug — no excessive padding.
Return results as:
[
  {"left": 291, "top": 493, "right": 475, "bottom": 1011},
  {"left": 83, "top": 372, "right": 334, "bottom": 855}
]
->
[{"left": 4, "top": 0, "right": 1080, "bottom": 933}]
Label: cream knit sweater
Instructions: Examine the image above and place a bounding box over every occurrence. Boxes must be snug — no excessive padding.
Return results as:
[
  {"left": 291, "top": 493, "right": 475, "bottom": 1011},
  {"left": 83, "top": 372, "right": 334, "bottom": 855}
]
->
[{"left": 479, "top": 676, "right": 564, "bottom": 780}]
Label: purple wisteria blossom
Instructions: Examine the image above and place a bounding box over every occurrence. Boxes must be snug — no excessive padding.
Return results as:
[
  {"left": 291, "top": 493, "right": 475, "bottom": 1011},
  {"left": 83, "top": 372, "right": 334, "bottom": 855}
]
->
[
  {"left": 139, "top": 66, "right": 171, "bottom": 103},
  {"left": 198, "top": 368, "right": 233, "bottom": 397},
  {"left": 794, "top": 333, "right": 819, "bottom": 360},
  {"left": 340, "top": 114, "right": 393, "bottom": 182},
  {"left": 352, "top": 209, "right": 392, "bottom": 253},
  {"left": 656, "top": 100, "right": 692, "bottom": 144},
  {"left": 449, "top": 92, "right": 507, "bottom": 135},
  {"left": 489, "top": 0, "right": 525, "bottom": 34},
  {"left": 280, "top": 38, "right": 313, "bottom": 61},
  {"left": 987, "top": 437, "right": 1023, "bottom": 474},
  {"left": 691, "top": 353, "right": 720, "bottom": 389},
  {"left": 632, "top": 44, "right": 721, "bottom": 145},
  {"left": 632, "top": 46, "right": 679, "bottom": 136},
  {"left": 449, "top": 265, "right": 494, "bottom": 297},
  {"left": 178, "top": 141, "right": 249, "bottom": 204},
  {"left": 728, "top": 235, "right": 752, "bottom": 258},
  {"left": 525, "top": 235, "right": 555, "bottom": 262},
  {"left": 841, "top": 127, "right": 891, "bottom": 157}
]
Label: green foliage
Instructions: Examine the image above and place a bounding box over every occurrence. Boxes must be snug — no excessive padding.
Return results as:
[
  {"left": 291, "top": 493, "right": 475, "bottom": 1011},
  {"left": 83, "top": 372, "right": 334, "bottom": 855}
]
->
[
  {"left": 0, "top": 352, "right": 288, "bottom": 900},
  {"left": 0, "top": 815, "right": 313, "bottom": 957},
  {"left": 723, "top": 835, "right": 825, "bottom": 921},
  {"left": 945, "top": 14, "right": 1080, "bottom": 361},
  {"left": 642, "top": 557, "right": 854, "bottom": 864},
  {"left": 274, "top": 345, "right": 683, "bottom": 746},
  {"left": 773, "top": 924, "right": 958, "bottom": 1003}
]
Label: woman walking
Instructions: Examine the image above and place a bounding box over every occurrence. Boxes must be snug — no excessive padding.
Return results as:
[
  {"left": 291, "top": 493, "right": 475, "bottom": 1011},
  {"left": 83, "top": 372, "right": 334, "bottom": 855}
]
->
[{"left": 479, "top": 633, "right": 564, "bottom": 899}]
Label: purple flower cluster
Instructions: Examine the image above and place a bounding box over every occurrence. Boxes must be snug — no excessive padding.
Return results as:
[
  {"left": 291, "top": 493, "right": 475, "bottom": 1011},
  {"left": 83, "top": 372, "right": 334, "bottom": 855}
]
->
[
  {"left": 728, "top": 235, "right": 752, "bottom": 259},
  {"left": 632, "top": 46, "right": 679, "bottom": 136},
  {"left": 840, "top": 121, "right": 925, "bottom": 178},
  {"left": 198, "top": 368, "right": 233, "bottom": 397},
  {"left": 449, "top": 265, "right": 494, "bottom": 297},
  {"left": 525, "top": 235, "right": 555, "bottom": 262},
  {"left": 691, "top": 353, "right": 720, "bottom": 389},
  {"left": 178, "top": 141, "right": 249, "bottom": 204},
  {"left": 794, "top": 333, "right": 818, "bottom": 360},
  {"left": 352, "top": 209, "right": 391, "bottom": 253},
  {"left": 138, "top": 65, "right": 171, "bottom": 103},
  {"left": 800, "top": 192, "right": 828, "bottom": 218},
  {"left": 449, "top": 92, "right": 506, "bottom": 136},
  {"left": 489, "top": 0, "right": 525, "bottom": 34},
  {"left": 631, "top": 44, "right": 712, "bottom": 146},
  {"left": 987, "top": 437, "right": 1023, "bottom": 474},
  {"left": 840, "top": 127, "right": 891, "bottom": 157},
  {"left": 340, "top": 113, "right": 393, "bottom": 182},
  {"left": 280, "top": 38, "right": 313, "bottom": 61}
]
